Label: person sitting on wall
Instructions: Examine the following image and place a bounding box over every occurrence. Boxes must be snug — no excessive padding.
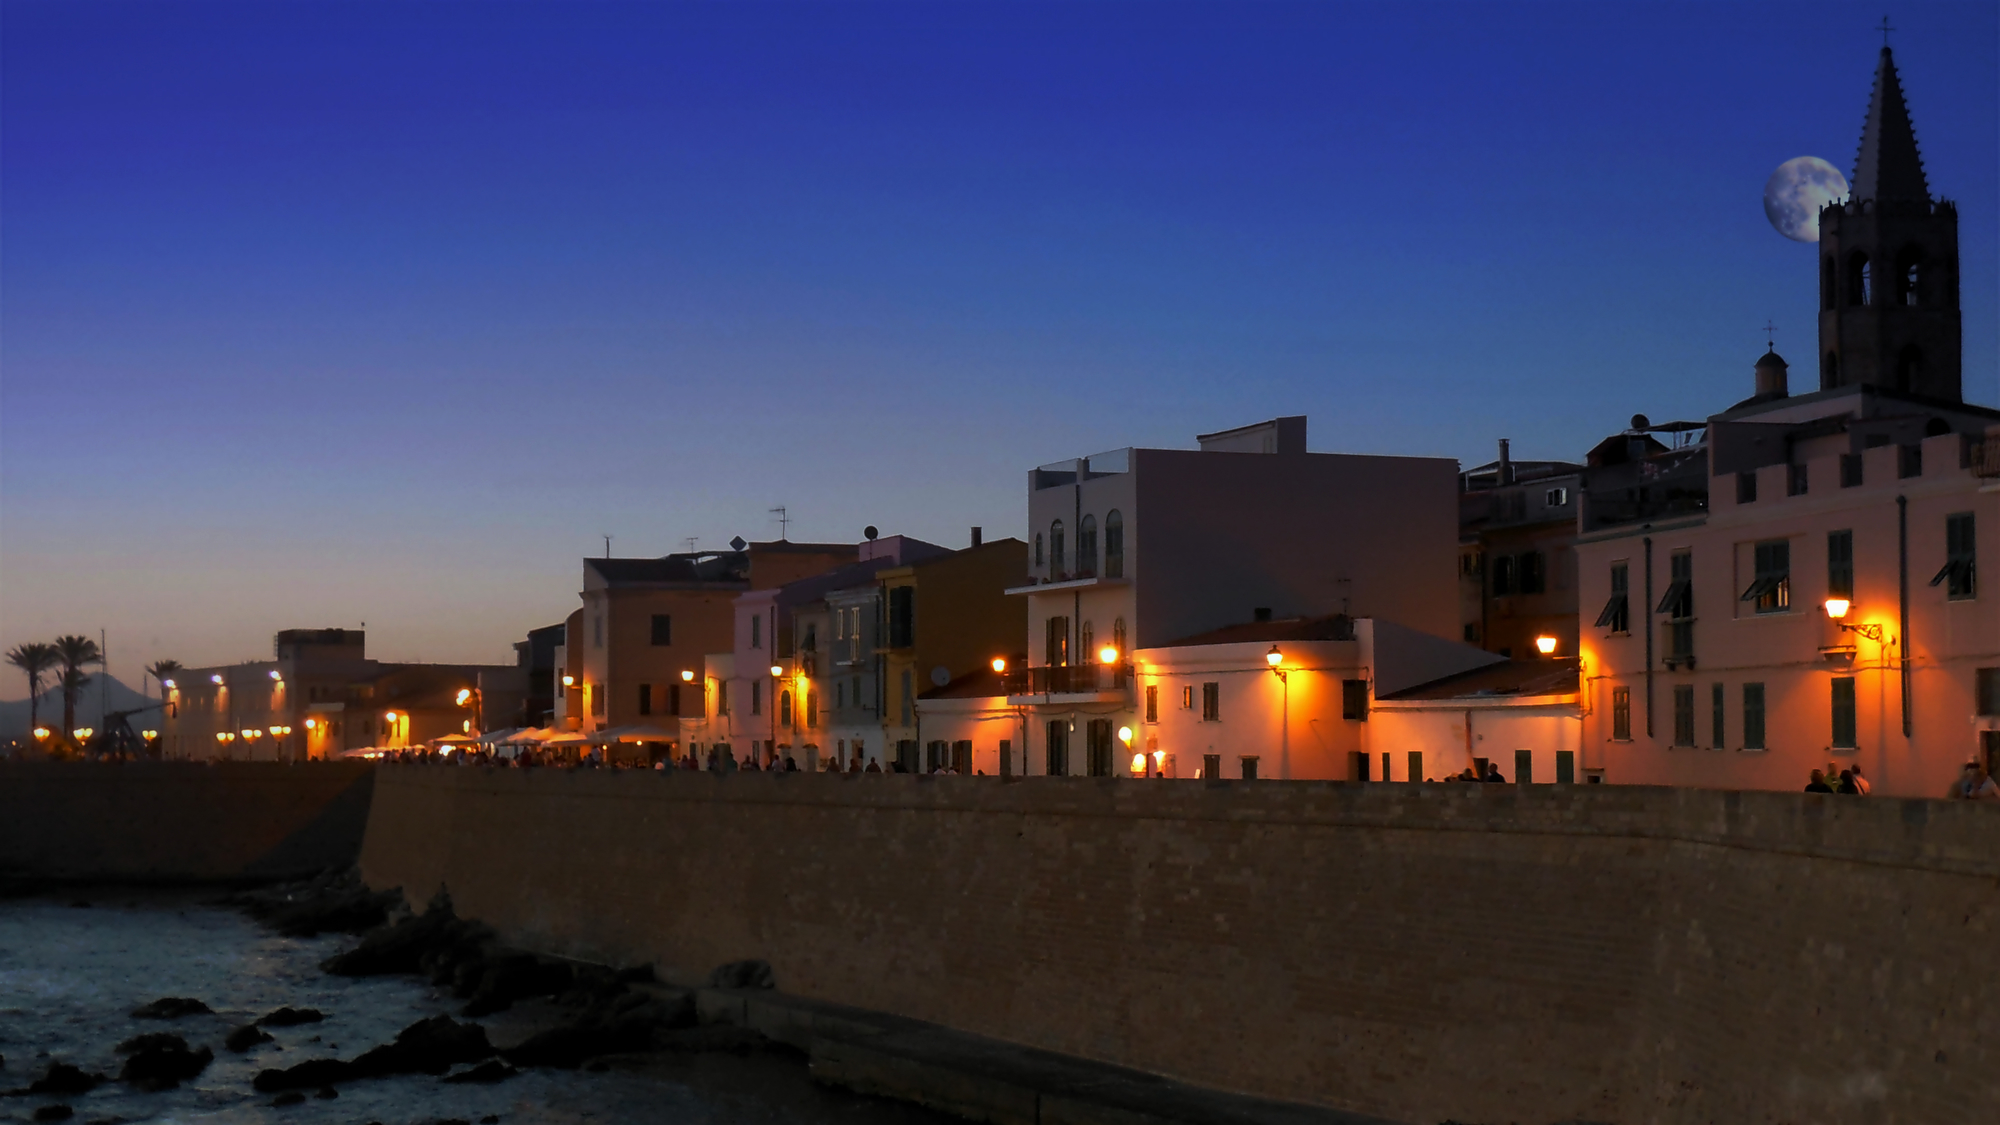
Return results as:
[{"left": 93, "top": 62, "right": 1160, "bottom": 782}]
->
[
  {"left": 864, "top": 759, "right": 881, "bottom": 773},
  {"left": 1805, "top": 769, "right": 1835, "bottom": 794},
  {"left": 1836, "top": 769, "right": 1860, "bottom": 794},
  {"left": 1481, "top": 763, "right": 1507, "bottom": 784},
  {"left": 1949, "top": 761, "right": 2000, "bottom": 800},
  {"left": 1849, "top": 765, "right": 1872, "bottom": 795}
]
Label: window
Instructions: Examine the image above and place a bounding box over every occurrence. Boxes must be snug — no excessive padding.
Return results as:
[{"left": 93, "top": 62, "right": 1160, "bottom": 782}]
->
[
  {"left": 718, "top": 682, "right": 730, "bottom": 715},
  {"left": 650, "top": 614, "right": 672, "bottom": 646},
  {"left": 1595, "top": 562, "right": 1631, "bottom": 633},
  {"left": 1080, "top": 621, "right": 1094, "bottom": 665},
  {"left": 888, "top": 586, "right": 915, "bottom": 647},
  {"left": 1045, "top": 720, "right": 1068, "bottom": 776},
  {"left": 1787, "top": 463, "right": 1809, "bottom": 496},
  {"left": 1077, "top": 514, "right": 1098, "bottom": 577},
  {"left": 807, "top": 690, "right": 816, "bottom": 728},
  {"left": 1742, "top": 540, "right": 1791, "bottom": 613},
  {"left": 1849, "top": 251, "right": 1871, "bottom": 305},
  {"left": 1899, "top": 443, "right": 1923, "bottom": 479},
  {"left": 1341, "top": 679, "right": 1369, "bottom": 721},
  {"left": 999, "top": 738, "right": 1013, "bottom": 778},
  {"left": 1932, "top": 513, "right": 1977, "bottom": 599},
  {"left": 1824, "top": 350, "right": 1840, "bottom": 390},
  {"left": 1611, "top": 687, "right": 1631, "bottom": 741},
  {"left": 1518, "top": 551, "right": 1546, "bottom": 595},
  {"left": 1180, "top": 685, "right": 1194, "bottom": 710},
  {"left": 900, "top": 670, "right": 913, "bottom": 725},
  {"left": 1976, "top": 668, "right": 1999, "bottom": 716},
  {"left": 1898, "top": 248, "right": 1922, "bottom": 306},
  {"left": 1113, "top": 618, "right": 1127, "bottom": 658},
  {"left": 1555, "top": 750, "right": 1574, "bottom": 784},
  {"left": 952, "top": 740, "right": 971, "bottom": 774},
  {"left": 1201, "top": 682, "right": 1220, "bottom": 721},
  {"left": 1840, "top": 453, "right": 1864, "bottom": 488},
  {"left": 1492, "top": 555, "right": 1516, "bottom": 596},
  {"left": 1821, "top": 255, "right": 1836, "bottom": 310},
  {"left": 639, "top": 684, "right": 653, "bottom": 716},
  {"left": 1104, "top": 511, "right": 1125, "bottom": 578},
  {"left": 1831, "top": 677, "right": 1857, "bottom": 749},
  {"left": 1672, "top": 685, "right": 1695, "bottom": 747},
  {"left": 1826, "top": 530, "right": 1854, "bottom": 599},
  {"left": 1736, "top": 471, "right": 1758, "bottom": 504},
  {"left": 1514, "top": 749, "right": 1533, "bottom": 784},
  {"left": 1144, "top": 685, "right": 1158, "bottom": 723},
  {"left": 1240, "top": 757, "right": 1258, "bottom": 780},
  {"left": 1409, "top": 751, "right": 1425, "bottom": 783},
  {"left": 1034, "top": 534, "right": 1043, "bottom": 568},
  {"left": 1202, "top": 753, "right": 1221, "bottom": 779},
  {"left": 750, "top": 614, "right": 761, "bottom": 649},
  {"left": 836, "top": 682, "right": 845, "bottom": 709},
  {"left": 1044, "top": 616, "right": 1070, "bottom": 666},
  {"left": 780, "top": 690, "right": 792, "bottom": 727},
  {"left": 669, "top": 682, "right": 682, "bottom": 717},
  {"left": 1661, "top": 550, "right": 1694, "bottom": 666},
  {"left": 802, "top": 624, "right": 817, "bottom": 652},
  {"left": 1085, "top": 720, "right": 1113, "bottom": 776},
  {"left": 1049, "top": 520, "right": 1066, "bottom": 575},
  {"left": 1743, "top": 683, "right": 1766, "bottom": 750},
  {"left": 1711, "top": 683, "right": 1725, "bottom": 749},
  {"left": 751, "top": 680, "right": 762, "bottom": 716},
  {"left": 1545, "top": 487, "right": 1569, "bottom": 507},
  {"left": 926, "top": 740, "right": 948, "bottom": 772},
  {"left": 1463, "top": 624, "right": 1481, "bottom": 643},
  {"left": 1349, "top": 752, "right": 1370, "bottom": 782},
  {"left": 590, "top": 685, "right": 605, "bottom": 716}
]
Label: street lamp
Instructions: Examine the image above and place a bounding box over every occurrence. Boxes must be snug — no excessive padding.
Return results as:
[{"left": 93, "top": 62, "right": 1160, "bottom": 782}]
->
[
  {"left": 32, "top": 726, "right": 51, "bottom": 741},
  {"left": 1536, "top": 635, "right": 1558, "bottom": 656},
  {"left": 1825, "top": 598, "right": 1884, "bottom": 642},
  {"left": 681, "top": 670, "right": 696, "bottom": 682},
  {"left": 1265, "top": 645, "right": 1284, "bottom": 671},
  {"left": 1097, "top": 645, "right": 1119, "bottom": 665},
  {"left": 269, "top": 670, "right": 283, "bottom": 681},
  {"left": 456, "top": 686, "right": 483, "bottom": 735},
  {"left": 990, "top": 657, "right": 1007, "bottom": 674}
]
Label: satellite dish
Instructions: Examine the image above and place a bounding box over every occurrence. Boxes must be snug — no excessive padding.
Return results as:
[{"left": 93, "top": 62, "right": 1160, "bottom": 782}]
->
[
  {"left": 930, "top": 666, "right": 951, "bottom": 688},
  {"left": 863, "top": 526, "right": 879, "bottom": 541},
  {"left": 729, "top": 536, "right": 747, "bottom": 552},
  {"left": 1630, "top": 414, "right": 1651, "bottom": 432}
]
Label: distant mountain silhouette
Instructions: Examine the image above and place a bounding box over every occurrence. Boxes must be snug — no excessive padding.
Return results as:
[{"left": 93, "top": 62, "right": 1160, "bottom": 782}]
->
[{"left": 0, "top": 675, "right": 159, "bottom": 741}]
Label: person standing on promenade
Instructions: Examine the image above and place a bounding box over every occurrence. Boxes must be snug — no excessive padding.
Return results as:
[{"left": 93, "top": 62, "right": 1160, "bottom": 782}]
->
[
  {"left": 1805, "top": 769, "right": 1834, "bottom": 793},
  {"left": 1849, "top": 765, "right": 1872, "bottom": 795}
]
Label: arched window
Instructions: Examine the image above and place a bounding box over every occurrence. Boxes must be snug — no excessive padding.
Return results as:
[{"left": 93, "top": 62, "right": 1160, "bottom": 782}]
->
[
  {"left": 1034, "top": 533, "right": 1044, "bottom": 568},
  {"left": 1897, "top": 247, "right": 1922, "bottom": 306},
  {"left": 1894, "top": 346, "right": 1923, "bottom": 393},
  {"left": 1078, "top": 515, "right": 1098, "bottom": 576},
  {"left": 1080, "top": 621, "right": 1095, "bottom": 664},
  {"left": 1104, "top": 510, "right": 1124, "bottom": 578},
  {"left": 1823, "top": 351, "right": 1840, "bottom": 391},
  {"left": 1049, "top": 520, "right": 1065, "bottom": 576},
  {"left": 1113, "top": 618, "right": 1127, "bottom": 657},
  {"left": 1849, "top": 252, "right": 1871, "bottom": 305},
  {"left": 781, "top": 690, "right": 793, "bottom": 728},
  {"left": 1822, "top": 256, "right": 1837, "bottom": 311}
]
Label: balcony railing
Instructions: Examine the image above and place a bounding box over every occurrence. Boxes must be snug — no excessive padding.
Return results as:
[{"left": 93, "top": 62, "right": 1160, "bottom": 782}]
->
[
  {"left": 1004, "top": 664, "right": 1131, "bottom": 696},
  {"left": 1967, "top": 436, "right": 2000, "bottom": 479}
]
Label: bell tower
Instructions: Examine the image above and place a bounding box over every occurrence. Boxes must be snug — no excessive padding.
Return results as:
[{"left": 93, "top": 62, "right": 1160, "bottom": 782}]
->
[{"left": 1817, "top": 47, "right": 1961, "bottom": 402}]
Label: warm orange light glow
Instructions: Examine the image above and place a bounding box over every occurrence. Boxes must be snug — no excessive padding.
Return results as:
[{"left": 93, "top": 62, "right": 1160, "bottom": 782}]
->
[
  {"left": 456, "top": 688, "right": 473, "bottom": 706},
  {"left": 1152, "top": 749, "right": 1165, "bottom": 766},
  {"left": 1098, "top": 645, "right": 1118, "bottom": 665},
  {"left": 32, "top": 726, "right": 50, "bottom": 740},
  {"left": 215, "top": 732, "right": 229, "bottom": 742},
  {"left": 561, "top": 674, "right": 575, "bottom": 687},
  {"left": 211, "top": 674, "right": 224, "bottom": 685},
  {"left": 269, "top": 670, "right": 283, "bottom": 681},
  {"left": 1117, "top": 725, "right": 1133, "bottom": 745},
  {"left": 1130, "top": 753, "right": 1147, "bottom": 774},
  {"left": 1265, "top": 646, "right": 1283, "bottom": 667},
  {"left": 384, "top": 711, "right": 399, "bottom": 723},
  {"left": 142, "top": 730, "right": 158, "bottom": 740},
  {"left": 681, "top": 670, "right": 696, "bottom": 682},
  {"left": 1824, "top": 598, "right": 1852, "bottom": 620},
  {"left": 463, "top": 719, "right": 474, "bottom": 733},
  {"left": 304, "top": 718, "right": 317, "bottom": 729},
  {"left": 770, "top": 665, "right": 784, "bottom": 678},
  {"left": 73, "top": 728, "right": 93, "bottom": 739},
  {"left": 162, "top": 679, "right": 176, "bottom": 689},
  {"left": 1535, "top": 635, "right": 1558, "bottom": 655},
  {"left": 990, "top": 657, "right": 1007, "bottom": 674}
]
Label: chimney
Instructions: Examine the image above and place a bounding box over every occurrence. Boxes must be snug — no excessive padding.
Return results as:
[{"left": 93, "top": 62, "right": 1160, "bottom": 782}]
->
[
  {"left": 1497, "top": 438, "right": 1513, "bottom": 485},
  {"left": 970, "top": 527, "right": 983, "bottom": 548}
]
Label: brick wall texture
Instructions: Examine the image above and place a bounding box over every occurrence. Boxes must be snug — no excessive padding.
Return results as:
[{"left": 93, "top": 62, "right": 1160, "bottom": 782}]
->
[
  {"left": 357, "top": 769, "right": 1998, "bottom": 1125},
  {"left": 0, "top": 762, "right": 378, "bottom": 882}
]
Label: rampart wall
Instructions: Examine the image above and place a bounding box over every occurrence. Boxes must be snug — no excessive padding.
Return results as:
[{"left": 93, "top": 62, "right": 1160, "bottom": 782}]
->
[
  {"left": 0, "top": 762, "right": 376, "bottom": 882},
  {"left": 357, "top": 768, "right": 2000, "bottom": 1125}
]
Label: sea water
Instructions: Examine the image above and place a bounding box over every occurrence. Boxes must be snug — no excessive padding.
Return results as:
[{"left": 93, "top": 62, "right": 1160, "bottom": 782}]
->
[{"left": 0, "top": 892, "right": 943, "bottom": 1125}]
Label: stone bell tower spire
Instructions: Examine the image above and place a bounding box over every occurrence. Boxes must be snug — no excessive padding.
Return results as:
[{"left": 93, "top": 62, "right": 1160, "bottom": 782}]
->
[{"left": 1816, "top": 46, "right": 1962, "bottom": 402}]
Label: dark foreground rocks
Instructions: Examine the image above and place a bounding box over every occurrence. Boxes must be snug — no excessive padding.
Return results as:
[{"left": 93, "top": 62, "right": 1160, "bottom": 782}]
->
[
  {"left": 226, "top": 1024, "right": 275, "bottom": 1052},
  {"left": 115, "top": 1034, "right": 214, "bottom": 1091},
  {"left": 254, "top": 1015, "right": 494, "bottom": 1092},
  {"left": 129, "top": 997, "right": 212, "bottom": 1020},
  {"left": 16, "top": 1063, "right": 105, "bottom": 1097},
  {"left": 259, "top": 1006, "right": 324, "bottom": 1027}
]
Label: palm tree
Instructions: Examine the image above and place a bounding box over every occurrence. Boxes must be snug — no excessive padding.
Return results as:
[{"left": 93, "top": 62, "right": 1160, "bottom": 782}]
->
[
  {"left": 6, "top": 642, "right": 60, "bottom": 736},
  {"left": 146, "top": 660, "right": 183, "bottom": 699},
  {"left": 52, "top": 634, "right": 103, "bottom": 748}
]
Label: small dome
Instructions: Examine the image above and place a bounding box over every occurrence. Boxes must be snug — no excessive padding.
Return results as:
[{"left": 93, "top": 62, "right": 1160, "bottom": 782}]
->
[{"left": 1755, "top": 349, "right": 1788, "bottom": 369}]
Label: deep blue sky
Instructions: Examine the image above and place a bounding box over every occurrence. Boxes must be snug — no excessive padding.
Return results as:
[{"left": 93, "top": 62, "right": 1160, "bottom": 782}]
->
[{"left": 3, "top": 1, "right": 1995, "bottom": 675}]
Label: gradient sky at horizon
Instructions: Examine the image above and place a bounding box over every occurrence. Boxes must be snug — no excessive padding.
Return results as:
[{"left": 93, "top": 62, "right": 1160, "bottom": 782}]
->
[{"left": 3, "top": 0, "right": 1996, "bottom": 683}]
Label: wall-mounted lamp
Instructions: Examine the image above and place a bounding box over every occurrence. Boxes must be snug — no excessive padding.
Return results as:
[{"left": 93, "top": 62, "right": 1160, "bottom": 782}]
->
[
  {"left": 269, "top": 670, "right": 283, "bottom": 681},
  {"left": 561, "top": 674, "right": 575, "bottom": 687},
  {"left": 681, "top": 670, "right": 696, "bottom": 682},
  {"left": 1825, "top": 598, "right": 1884, "bottom": 641},
  {"left": 456, "top": 688, "right": 473, "bottom": 706},
  {"left": 1265, "top": 645, "right": 1283, "bottom": 668},
  {"left": 770, "top": 665, "right": 784, "bottom": 678},
  {"left": 990, "top": 657, "right": 1007, "bottom": 674},
  {"left": 384, "top": 711, "right": 399, "bottom": 723},
  {"left": 211, "top": 674, "right": 225, "bottom": 685},
  {"left": 162, "top": 679, "right": 176, "bottom": 689},
  {"left": 1117, "top": 725, "right": 1133, "bottom": 745},
  {"left": 1536, "top": 635, "right": 1558, "bottom": 655},
  {"left": 1098, "top": 645, "right": 1119, "bottom": 665},
  {"left": 304, "top": 718, "right": 317, "bottom": 730}
]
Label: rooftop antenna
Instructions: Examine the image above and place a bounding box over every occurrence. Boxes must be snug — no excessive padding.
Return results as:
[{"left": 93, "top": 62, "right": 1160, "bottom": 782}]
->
[
  {"left": 1877, "top": 15, "right": 1893, "bottom": 47},
  {"left": 769, "top": 506, "right": 790, "bottom": 540},
  {"left": 682, "top": 536, "right": 698, "bottom": 554},
  {"left": 603, "top": 534, "right": 612, "bottom": 559}
]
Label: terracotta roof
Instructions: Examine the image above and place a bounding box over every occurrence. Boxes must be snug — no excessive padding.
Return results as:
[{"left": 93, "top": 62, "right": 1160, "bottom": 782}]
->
[
  {"left": 1377, "top": 660, "right": 1579, "bottom": 702},
  {"left": 1159, "top": 615, "right": 1356, "bottom": 648}
]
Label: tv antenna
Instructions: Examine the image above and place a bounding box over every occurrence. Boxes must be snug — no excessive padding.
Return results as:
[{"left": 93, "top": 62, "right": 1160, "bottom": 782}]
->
[
  {"left": 682, "top": 536, "right": 698, "bottom": 554},
  {"left": 769, "top": 506, "right": 790, "bottom": 540},
  {"left": 603, "top": 534, "right": 612, "bottom": 558}
]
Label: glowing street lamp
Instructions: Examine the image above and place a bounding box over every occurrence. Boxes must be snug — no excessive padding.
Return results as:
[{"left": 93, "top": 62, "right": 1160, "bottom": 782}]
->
[
  {"left": 1824, "top": 598, "right": 1852, "bottom": 620},
  {"left": 1825, "top": 598, "right": 1884, "bottom": 642},
  {"left": 32, "top": 726, "right": 51, "bottom": 741},
  {"left": 210, "top": 674, "right": 224, "bottom": 685},
  {"left": 1265, "top": 645, "right": 1284, "bottom": 668},
  {"left": 1098, "top": 645, "right": 1119, "bottom": 666},
  {"left": 269, "top": 670, "right": 283, "bottom": 681},
  {"left": 770, "top": 665, "right": 784, "bottom": 678},
  {"left": 162, "top": 679, "right": 176, "bottom": 689},
  {"left": 681, "top": 670, "right": 696, "bottom": 682},
  {"left": 990, "top": 657, "right": 1007, "bottom": 674},
  {"left": 561, "top": 674, "right": 575, "bottom": 687},
  {"left": 1535, "top": 635, "right": 1558, "bottom": 656},
  {"left": 456, "top": 688, "right": 473, "bottom": 706},
  {"left": 1117, "top": 725, "right": 1133, "bottom": 746}
]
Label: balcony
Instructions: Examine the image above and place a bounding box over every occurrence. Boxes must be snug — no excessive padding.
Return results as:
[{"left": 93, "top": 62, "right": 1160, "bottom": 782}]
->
[
  {"left": 1004, "top": 664, "right": 1131, "bottom": 701},
  {"left": 1967, "top": 436, "right": 2000, "bottom": 479}
]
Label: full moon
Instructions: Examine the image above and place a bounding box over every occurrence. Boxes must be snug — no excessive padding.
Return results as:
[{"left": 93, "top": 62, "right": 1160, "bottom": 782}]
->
[{"left": 1764, "top": 156, "right": 1849, "bottom": 242}]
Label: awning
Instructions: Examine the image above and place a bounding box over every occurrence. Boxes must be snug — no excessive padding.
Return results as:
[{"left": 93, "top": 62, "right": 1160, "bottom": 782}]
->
[
  {"left": 1655, "top": 579, "right": 1691, "bottom": 616},
  {"left": 1592, "top": 594, "right": 1628, "bottom": 628},
  {"left": 1740, "top": 573, "right": 1788, "bottom": 602}
]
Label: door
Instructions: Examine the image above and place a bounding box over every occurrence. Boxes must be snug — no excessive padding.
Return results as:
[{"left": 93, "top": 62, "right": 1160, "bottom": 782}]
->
[{"left": 1086, "top": 720, "right": 1113, "bottom": 776}]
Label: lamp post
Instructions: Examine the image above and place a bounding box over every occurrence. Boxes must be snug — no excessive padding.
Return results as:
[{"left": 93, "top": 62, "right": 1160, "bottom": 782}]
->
[
  {"left": 456, "top": 686, "right": 483, "bottom": 736},
  {"left": 1266, "top": 645, "right": 1287, "bottom": 781},
  {"left": 768, "top": 664, "right": 784, "bottom": 768}
]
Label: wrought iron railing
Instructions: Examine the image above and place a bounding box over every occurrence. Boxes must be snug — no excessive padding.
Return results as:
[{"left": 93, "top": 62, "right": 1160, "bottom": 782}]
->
[{"left": 1003, "top": 664, "right": 1131, "bottom": 695}]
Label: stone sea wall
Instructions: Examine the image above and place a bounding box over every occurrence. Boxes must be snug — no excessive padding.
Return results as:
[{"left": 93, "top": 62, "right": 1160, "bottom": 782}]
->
[
  {"left": 0, "top": 761, "right": 376, "bottom": 883},
  {"left": 356, "top": 768, "right": 2000, "bottom": 1125}
]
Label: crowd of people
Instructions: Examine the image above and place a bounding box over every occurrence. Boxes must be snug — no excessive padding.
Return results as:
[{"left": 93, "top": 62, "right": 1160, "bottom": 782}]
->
[{"left": 1802, "top": 763, "right": 1873, "bottom": 794}]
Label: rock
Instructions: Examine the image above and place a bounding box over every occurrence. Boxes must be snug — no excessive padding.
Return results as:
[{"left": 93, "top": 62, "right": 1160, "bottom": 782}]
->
[
  {"left": 480, "top": 1117, "right": 500, "bottom": 1124},
  {"left": 461, "top": 954, "right": 574, "bottom": 1018},
  {"left": 322, "top": 890, "right": 492, "bottom": 978},
  {"left": 706, "top": 960, "right": 774, "bottom": 990},
  {"left": 226, "top": 1025, "right": 275, "bottom": 1053},
  {"left": 258, "top": 1007, "right": 324, "bottom": 1027},
  {"left": 129, "top": 997, "right": 212, "bottom": 1020},
  {"left": 114, "top": 1032, "right": 184, "bottom": 1055},
  {"left": 252, "top": 1058, "right": 354, "bottom": 1093},
  {"left": 348, "top": 1016, "right": 493, "bottom": 1079},
  {"left": 656, "top": 1025, "right": 769, "bottom": 1055},
  {"left": 440, "top": 1060, "right": 518, "bottom": 1085},
  {"left": 231, "top": 868, "right": 402, "bottom": 938},
  {"left": 272, "top": 1091, "right": 306, "bottom": 1106},
  {"left": 314, "top": 1086, "right": 338, "bottom": 1100},
  {"left": 585, "top": 1061, "right": 609, "bottom": 1072},
  {"left": 25, "top": 1063, "right": 104, "bottom": 1096},
  {"left": 614, "top": 964, "right": 655, "bottom": 984},
  {"left": 118, "top": 1037, "right": 213, "bottom": 1092},
  {"left": 33, "top": 1105, "right": 72, "bottom": 1122}
]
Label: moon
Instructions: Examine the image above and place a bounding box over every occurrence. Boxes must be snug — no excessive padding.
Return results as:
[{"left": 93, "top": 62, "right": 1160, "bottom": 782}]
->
[{"left": 1764, "top": 157, "right": 1849, "bottom": 242}]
